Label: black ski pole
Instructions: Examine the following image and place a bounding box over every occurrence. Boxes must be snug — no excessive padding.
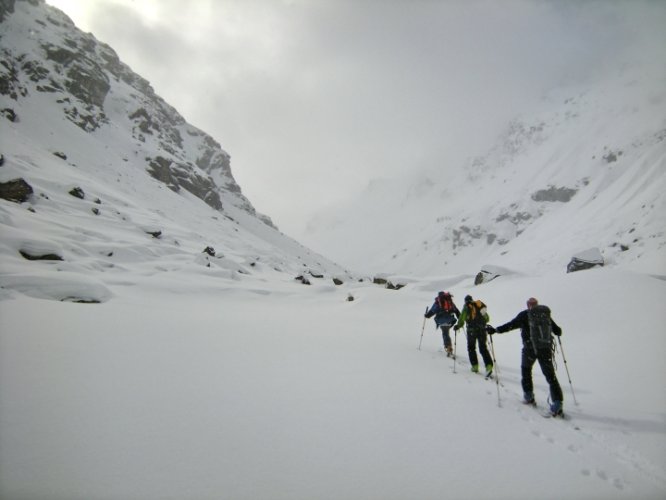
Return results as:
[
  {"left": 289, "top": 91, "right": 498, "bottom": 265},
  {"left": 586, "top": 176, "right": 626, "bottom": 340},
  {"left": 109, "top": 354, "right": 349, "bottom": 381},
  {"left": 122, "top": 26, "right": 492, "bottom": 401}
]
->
[
  {"left": 557, "top": 336, "right": 578, "bottom": 406},
  {"left": 487, "top": 332, "right": 502, "bottom": 407},
  {"left": 418, "top": 307, "right": 427, "bottom": 350}
]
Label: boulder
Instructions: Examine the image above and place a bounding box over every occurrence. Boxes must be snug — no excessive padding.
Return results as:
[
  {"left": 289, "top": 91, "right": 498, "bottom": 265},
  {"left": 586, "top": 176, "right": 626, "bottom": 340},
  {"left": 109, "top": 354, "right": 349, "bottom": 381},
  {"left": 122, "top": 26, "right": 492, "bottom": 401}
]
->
[
  {"left": 567, "top": 248, "right": 604, "bottom": 273},
  {"left": 145, "top": 230, "right": 162, "bottom": 239},
  {"left": 1, "top": 108, "right": 17, "bottom": 122},
  {"left": 19, "top": 250, "right": 63, "bottom": 261},
  {"left": 474, "top": 265, "right": 514, "bottom": 285},
  {"left": 68, "top": 186, "right": 85, "bottom": 199},
  {"left": 0, "top": 178, "right": 33, "bottom": 203}
]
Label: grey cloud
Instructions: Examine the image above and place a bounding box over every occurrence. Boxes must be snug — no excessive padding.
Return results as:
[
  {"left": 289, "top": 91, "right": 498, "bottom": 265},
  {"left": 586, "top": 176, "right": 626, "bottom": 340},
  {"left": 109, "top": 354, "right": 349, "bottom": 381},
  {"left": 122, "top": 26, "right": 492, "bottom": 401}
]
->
[{"left": 49, "top": 0, "right": 666, "bottom": 236}]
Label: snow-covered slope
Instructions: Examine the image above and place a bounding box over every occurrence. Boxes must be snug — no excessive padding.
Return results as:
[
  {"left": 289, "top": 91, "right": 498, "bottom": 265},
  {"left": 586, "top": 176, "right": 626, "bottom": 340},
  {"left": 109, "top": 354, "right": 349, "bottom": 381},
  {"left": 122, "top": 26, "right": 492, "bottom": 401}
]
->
[
  {"left": 2, "top": 262, "right": 665, "bottom": 500},
  {"left": 0, "top": 2, "right": 665, "bottom": 499},
  {"left": 0, "top": 0, "right": 352, "bottom": 303},
  {"left": 305, "top": 65, "right": 666, "bottom": 277}
]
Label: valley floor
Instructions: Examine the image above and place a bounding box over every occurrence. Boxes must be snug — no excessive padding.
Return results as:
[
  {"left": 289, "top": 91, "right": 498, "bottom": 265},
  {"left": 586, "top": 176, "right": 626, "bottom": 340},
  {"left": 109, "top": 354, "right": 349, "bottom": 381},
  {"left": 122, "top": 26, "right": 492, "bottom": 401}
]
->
[{"left": 1, "top": 268, "right": 665, "bottom": 500}]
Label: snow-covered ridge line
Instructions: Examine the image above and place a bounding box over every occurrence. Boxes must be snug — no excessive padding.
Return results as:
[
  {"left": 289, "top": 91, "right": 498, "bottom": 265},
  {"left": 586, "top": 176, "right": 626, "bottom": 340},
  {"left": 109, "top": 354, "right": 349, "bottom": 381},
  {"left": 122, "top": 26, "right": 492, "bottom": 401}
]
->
[
  {"left": 0, "top": 0, "right": 265, "bottom": 220},
  {"left": 305, "top": 64, "right": 666, "bottom": 276},
  {"left": 0, "top": 0, "right": 356, "bottom": 302}
]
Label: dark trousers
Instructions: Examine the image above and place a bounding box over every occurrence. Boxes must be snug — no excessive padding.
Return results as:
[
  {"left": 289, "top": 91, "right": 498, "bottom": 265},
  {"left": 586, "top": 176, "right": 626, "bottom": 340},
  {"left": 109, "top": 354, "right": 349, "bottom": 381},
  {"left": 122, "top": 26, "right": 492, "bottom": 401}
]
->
[
  {"left": 521, "top": 346, "right": 563, "bottom": 402},
  {"left": 466, "top": 327, "right": 493, "bottom": 367},
  {"left": 440, "top": 324, "right": 453, "bottom": 348}
]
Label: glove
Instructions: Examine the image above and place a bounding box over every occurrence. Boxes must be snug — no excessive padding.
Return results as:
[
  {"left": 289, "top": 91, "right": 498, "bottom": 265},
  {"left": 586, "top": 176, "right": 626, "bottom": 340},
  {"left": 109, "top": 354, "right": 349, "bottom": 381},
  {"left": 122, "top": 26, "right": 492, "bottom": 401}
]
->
[
  {"left": 486, "top": 325, "right": 496, "bottom": 335},
  {"left": 453, "top": 324, "right": 461, "bottom": 332},
  {"left": 553, "top": 329, "right": 562, "bottom": 337}
]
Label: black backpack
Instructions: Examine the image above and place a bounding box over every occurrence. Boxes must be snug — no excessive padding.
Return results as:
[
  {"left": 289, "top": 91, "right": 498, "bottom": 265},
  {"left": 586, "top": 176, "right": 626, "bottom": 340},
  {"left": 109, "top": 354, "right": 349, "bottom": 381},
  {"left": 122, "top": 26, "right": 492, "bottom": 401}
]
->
[{"left": 528, "top": 305, "right": 553, "bottom": 350}]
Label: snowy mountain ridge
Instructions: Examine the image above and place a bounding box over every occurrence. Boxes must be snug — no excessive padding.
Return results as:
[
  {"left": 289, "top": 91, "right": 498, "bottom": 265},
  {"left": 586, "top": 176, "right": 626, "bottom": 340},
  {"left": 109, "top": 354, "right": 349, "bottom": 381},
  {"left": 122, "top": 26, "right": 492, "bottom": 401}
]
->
[
  {"left": 305, "top": 65, "right": 666, "bottom": 277},
  {"left": 0, "top": 0, "right": 353, "bottom": 303},
  {"left": 1, "top": 0, "right": 248, "bottom": 212}
]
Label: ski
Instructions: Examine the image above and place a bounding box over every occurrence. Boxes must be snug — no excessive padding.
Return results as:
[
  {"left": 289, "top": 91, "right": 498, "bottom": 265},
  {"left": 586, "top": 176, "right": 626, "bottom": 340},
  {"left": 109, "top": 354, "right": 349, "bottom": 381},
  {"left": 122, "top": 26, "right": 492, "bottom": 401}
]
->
[{"left": 542, "top": 411, "right": 567, "bottom": 419}]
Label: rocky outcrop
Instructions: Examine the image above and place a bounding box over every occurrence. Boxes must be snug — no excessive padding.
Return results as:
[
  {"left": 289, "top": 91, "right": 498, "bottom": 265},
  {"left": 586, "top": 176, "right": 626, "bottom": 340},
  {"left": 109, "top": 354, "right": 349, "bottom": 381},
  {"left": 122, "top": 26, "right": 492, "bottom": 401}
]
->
[
  {"left": 531, "top": 186, "right": 578, "bottom": 203},
  {"left": 68, "top": 186, "right": 85, "bottom": 199},
  {"left": 0, "top": 0, "right": 274, "bottom": 227},
  {"left": 0, "top": 0, "right": 16, "bottom": 24},
  {"left": 19, "top": 249, "right": 63, "bottom": 261},
  {"left": 0, "top": 178, "right": 33, "bottom": 202},
  {"left": 474, "top": 265, "right": 515, "bottom": 285},
  {"left": 475, "top": 269, "right": 498, "bottom": 285},
  {"left": 567, "top": 248, "right": 604, "bottom": 273},
  {"left": 146, "top": 156, "right": 223, "bottom": 211}
]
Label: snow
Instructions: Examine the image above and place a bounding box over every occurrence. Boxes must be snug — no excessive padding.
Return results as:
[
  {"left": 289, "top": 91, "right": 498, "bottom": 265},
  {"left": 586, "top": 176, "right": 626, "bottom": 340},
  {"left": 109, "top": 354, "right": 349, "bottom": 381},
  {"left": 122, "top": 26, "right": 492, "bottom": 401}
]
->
[
  {"left": 571, "top": 247, "right": 604, "bottom": 264},
  {"left": 1, "top": 2, "right": 665, "bottom": 499},
  {"left": 1, "top": 268, "right": 665, "bottom": 500},
  {"left": 302, "top": 65, "right": 666, "bottom": 277}
]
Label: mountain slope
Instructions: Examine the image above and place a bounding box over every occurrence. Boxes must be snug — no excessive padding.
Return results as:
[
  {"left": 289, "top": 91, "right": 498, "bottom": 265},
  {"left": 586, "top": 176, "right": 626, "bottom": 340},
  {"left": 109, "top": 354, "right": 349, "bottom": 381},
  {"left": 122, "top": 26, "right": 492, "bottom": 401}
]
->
[
  {"left": 0, "top": 0, "right": 352, "bottom": 302},
  {"left": 304, "top": 66, "right": 666, "bottom": 277}
]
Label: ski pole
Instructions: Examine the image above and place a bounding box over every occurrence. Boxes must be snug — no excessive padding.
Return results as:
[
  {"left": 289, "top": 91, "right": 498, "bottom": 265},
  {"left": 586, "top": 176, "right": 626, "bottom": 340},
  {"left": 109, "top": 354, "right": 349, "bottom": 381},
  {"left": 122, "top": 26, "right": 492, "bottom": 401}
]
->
[
  {"left": 487, "top": 332, "right": 502, "bottom": 407},
  {"left": 418, "top": 307, "right": 427, "bottom": 350},
  {"left": 453, "top": 327, "right": 458, "bottom": 374},
  {"left": 557, "top": 336, "right": 579, "bottom": 406}
]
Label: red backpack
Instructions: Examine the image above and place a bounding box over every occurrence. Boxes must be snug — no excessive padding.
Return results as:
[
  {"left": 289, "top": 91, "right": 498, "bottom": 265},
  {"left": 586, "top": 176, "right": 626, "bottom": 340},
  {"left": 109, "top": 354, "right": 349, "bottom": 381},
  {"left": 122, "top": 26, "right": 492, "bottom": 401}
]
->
[{"left": 437, "top": 292, "right": 455, "bottom": 313}]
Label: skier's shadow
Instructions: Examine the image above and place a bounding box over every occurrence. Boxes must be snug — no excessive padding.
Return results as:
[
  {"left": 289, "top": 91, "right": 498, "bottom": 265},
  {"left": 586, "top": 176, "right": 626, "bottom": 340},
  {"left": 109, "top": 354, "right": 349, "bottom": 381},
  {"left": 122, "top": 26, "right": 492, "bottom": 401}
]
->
[{"left": 564, "top": 410, "right": 666, "bottom": 434}]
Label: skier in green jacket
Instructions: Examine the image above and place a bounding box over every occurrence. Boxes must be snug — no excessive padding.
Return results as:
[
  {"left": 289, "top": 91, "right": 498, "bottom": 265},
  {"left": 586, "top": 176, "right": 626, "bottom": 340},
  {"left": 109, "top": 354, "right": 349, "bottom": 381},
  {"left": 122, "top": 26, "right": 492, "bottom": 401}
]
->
[{"left": 454, "top": 295, "right": 493, "bottom": 377}]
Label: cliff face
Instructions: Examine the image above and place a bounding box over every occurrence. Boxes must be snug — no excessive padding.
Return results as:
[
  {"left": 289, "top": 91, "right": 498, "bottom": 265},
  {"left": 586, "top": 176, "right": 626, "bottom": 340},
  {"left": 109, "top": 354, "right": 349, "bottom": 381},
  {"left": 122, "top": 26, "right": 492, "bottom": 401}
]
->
[
  {"left": 0, "top": 0, "right": 353, "bottom": 304},
  {"left": 0, "top": 0, "right": 273, "bottom": 226}
]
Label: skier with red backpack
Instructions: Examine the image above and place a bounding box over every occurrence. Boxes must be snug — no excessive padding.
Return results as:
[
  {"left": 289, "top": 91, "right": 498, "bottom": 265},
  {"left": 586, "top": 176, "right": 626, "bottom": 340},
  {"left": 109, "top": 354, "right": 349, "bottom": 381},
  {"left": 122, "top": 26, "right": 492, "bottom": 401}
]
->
[
  {"left": 424, "top": 291, "right": 460, "bottom": 357},
  {"left": 454, "top": 295, "right": 494, "bottom": 377}
]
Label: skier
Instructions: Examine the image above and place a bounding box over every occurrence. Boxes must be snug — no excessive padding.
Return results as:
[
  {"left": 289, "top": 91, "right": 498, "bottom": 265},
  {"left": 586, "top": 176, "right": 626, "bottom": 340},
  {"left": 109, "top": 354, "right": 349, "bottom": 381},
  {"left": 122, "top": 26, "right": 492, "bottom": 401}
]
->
[
  {"left": 486, "top": 297, "right": 564, "bottom": 417},
  {"left": 424, "top": 291, "right": 460, "bottom": 356},
  {"left": 454, "top": 295, "right": 493, "bottom": 377}
]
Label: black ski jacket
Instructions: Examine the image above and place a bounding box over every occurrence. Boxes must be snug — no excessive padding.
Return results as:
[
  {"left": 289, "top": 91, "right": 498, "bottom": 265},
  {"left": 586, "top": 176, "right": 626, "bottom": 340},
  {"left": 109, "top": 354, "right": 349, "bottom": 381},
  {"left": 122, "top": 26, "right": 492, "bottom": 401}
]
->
[{"left": 496, "top": 309, "right": 562, "bottom": 347}]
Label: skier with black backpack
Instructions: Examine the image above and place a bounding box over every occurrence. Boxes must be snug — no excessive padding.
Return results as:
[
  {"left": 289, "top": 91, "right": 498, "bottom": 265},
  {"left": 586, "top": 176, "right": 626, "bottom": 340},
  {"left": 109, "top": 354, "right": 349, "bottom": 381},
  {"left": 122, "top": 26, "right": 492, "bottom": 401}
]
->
[
  {"left": 425, "top": 291, "right": 460, "bottom": 357},
  {"left": 486, "top": 297, "right": 564, "bottom": 417},
  {"left": 454, "top": 295, "right": 493, "bottom": 377}
]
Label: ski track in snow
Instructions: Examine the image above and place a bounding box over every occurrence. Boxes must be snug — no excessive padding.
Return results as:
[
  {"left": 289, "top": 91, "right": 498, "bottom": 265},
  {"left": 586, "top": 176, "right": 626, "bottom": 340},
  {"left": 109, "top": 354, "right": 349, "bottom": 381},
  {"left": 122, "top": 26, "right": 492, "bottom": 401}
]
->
[{"left": 428, "top": 346, "right": 666, "bottom": 495}]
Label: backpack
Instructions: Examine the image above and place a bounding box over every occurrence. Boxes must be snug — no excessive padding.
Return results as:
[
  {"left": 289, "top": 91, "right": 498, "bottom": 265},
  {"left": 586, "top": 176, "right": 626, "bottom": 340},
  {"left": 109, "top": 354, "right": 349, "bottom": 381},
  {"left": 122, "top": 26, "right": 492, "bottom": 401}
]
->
[
  {"left": 437, "top": 292, "right": 455, "bottom": 313},
  {"left": 528, "top": 304, "right": 553, "bottom": 350},
  {"left": 466, "top": 300, "right": 487, "bottom": 328}
]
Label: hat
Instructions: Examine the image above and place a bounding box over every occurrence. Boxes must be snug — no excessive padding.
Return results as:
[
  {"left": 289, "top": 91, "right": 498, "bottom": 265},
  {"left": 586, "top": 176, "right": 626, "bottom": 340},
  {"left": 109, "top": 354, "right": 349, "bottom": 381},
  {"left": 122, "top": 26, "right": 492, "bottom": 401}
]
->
[{"left": 464, "top": 295, "right": 473, "bottom": 303}]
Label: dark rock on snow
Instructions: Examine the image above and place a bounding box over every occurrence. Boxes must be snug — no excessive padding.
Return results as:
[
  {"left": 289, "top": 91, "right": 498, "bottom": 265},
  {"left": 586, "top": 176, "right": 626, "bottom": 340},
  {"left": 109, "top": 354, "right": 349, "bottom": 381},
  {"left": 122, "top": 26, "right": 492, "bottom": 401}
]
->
[
  {"left": 567, "top": 248, "right": 604, "bottom": 273},
  {"left": 0, "top": 178, "right": 33, "bottom": 203}
]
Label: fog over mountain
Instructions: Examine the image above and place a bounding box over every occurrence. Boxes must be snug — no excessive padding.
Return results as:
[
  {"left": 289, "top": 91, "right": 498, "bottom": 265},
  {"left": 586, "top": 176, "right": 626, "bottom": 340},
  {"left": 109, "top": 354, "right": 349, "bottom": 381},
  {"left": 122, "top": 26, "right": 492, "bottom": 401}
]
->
[
  {"left": 305, "top": 62, "right": 666, "bottom": 276},
  {"left": 42, "top": 0, "right": 666, "bottom": 251}
]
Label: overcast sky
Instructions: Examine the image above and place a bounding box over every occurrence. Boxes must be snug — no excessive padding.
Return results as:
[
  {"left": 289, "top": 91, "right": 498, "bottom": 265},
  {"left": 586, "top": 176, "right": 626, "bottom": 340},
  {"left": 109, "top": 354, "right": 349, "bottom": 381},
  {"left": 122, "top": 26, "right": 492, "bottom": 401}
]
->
[{"left": 45, "top": 0, "right": 666, "bottom": 240}]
